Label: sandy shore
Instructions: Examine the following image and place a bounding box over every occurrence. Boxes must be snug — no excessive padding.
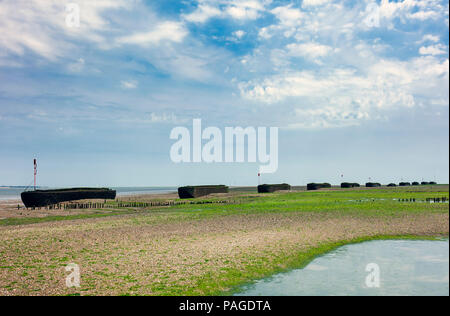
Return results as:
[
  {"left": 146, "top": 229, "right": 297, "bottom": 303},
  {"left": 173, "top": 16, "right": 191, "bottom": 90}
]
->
[
  {"left": 0, "top": 198, "right": 110, "bottom": 220},
  {"left": 0, "top": 199, "right": 23, "bottom": 220}
]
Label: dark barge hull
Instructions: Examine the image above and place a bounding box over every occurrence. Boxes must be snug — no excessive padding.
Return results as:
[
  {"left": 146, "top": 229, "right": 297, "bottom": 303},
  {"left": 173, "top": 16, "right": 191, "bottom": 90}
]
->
[
  {"left": 307, "top": 183, "right": 331, "bottom": 191},
  {"left": 21, "top": 188, "right": 116, "bottom": 208},
  {"left": 341, "top": 182, "right": 360, "bottom": 188},
  {"left": 257, "top": 183, "right": 291, "bottom": 193},
  {"left": 178, "top": 185, "right": 229, "bottom": 199}
]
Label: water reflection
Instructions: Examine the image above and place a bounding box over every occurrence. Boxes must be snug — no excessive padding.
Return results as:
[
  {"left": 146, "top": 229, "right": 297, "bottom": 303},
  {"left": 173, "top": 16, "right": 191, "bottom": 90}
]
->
[{"left": 235, "top": 239, "right": 449, "bottom": 296}]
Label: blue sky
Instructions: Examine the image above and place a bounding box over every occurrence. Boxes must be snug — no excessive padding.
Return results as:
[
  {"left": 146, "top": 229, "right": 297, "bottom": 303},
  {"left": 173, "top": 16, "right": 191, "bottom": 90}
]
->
[{"left": 0, "top": 0, "right": 448, "bottom": 187}]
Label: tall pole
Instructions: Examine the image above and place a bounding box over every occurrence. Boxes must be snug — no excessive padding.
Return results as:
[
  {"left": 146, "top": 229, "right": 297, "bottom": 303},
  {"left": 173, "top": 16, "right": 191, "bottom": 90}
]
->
[{"left": 34, "top": 159, "right": 37, "bottom": 191}]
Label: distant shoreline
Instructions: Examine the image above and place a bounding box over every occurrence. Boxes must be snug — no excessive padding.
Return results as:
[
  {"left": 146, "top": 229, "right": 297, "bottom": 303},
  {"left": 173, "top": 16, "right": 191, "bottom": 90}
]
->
[{"left": 0, "top": 186, "right": 30, "bottom": 189}]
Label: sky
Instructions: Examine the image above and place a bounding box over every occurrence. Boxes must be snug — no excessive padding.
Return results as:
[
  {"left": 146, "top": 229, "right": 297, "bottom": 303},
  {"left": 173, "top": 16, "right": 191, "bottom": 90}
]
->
[{"left": 0, "top": 0, "right": 448, "bottom": 187}]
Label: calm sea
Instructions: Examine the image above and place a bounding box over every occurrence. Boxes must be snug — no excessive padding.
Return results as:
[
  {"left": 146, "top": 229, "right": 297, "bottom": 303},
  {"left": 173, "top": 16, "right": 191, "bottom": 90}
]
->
[{"left": 0, "top": 187, "right": 177, "bottom": 200}]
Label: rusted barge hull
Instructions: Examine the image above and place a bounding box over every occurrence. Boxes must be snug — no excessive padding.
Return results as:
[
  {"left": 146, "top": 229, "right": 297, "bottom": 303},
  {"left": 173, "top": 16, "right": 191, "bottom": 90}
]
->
[{"left": 21, "top": 188, "right": 116, "bottom": 208}]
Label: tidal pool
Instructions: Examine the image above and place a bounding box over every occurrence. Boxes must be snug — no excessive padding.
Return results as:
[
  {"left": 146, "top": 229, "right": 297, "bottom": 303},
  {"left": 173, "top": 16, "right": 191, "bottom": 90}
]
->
[{"left": 235, "top": 239, "right": 449, "bottom": 296}]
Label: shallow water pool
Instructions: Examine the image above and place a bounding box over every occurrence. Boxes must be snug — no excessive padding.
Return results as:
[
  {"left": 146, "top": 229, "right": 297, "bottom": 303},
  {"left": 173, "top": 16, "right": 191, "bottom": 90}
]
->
[{"left": 235, "top": 239, "right": 449, "bottom": 296}]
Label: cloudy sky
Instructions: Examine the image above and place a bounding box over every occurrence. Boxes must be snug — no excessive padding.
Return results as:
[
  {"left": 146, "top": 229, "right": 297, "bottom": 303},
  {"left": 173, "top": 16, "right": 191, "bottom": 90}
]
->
[{"left": 0, "top": 0, "right": 448, "bottom": 187}]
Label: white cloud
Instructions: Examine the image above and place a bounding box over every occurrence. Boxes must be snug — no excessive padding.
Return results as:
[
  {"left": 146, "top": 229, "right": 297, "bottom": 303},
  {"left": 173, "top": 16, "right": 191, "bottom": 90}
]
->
[
  {"left": 116, "top": 22, "right": 188, "bottom": 46},
  {"left": 258, "top": 27, "right": 273, "bottom": 39},
  {"left": 166, "top": 53, "right": 213, "bottom": 81},
  {"left": 234, "top": 0, "right": 448, "bottom": 129},
  {"left": 226, "top": 0, "right": 267, "bottom": 20},
  {"left": 408, "top": 10, "right": 440, "bottom": 20},
  {"left": 256, "top": 5, "right": 305, "bottom": 39},
  {"left": 182, "top": 0, "right": 271, "bottom": 23},
  {"left": 286, "top": 42, "right": 332, "bottom": 59},
  {"left": 233, "top": 30, "right": 246, "bottom": 39},
  {"left": 288, "top": 105, "right": 370, "bottom": 129},
  {"left": 121, "top": 80, "right": 138, "bottom": 89},
  {"left": 0, "top": 0, "right": 130, "bottom": 60},
  {"left": 379, "top": 0, "right": 443, "bottom": 22},
  {"left": 271, "top": 5, "right": 304, "bottom": 27},
  {"left": 417, "top": 34, "right": 440, "bottom": 44},
  {"left": 302, "top": 0, "right": 332, "bottom": 7},
  {"left": 419, "top": 44, "right": 447, "bottom": 55},
  {"left": 262, "top": 2, "right": 367, "bottom": 41},
  {"left": 239, "top": 56, "right": 449, "bottom": 128},
  {"left": 183, "top": 4, "right": 222, "bottom": 23},
  {"left": 2, "top": 0, "right": 448, "bottom": 131}
]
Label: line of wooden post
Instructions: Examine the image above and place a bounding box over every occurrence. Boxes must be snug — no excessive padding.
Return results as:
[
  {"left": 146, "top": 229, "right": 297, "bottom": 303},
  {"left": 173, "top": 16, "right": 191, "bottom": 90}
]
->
[{"left": 26, "top": 199, "right": 236, "bottom": 211}]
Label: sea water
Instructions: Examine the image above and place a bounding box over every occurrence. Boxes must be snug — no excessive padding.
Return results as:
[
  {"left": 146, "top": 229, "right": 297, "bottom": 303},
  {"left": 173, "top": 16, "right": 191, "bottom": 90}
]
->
[{"left": 235, "top": 239, "right": 449, "bottom": 296}]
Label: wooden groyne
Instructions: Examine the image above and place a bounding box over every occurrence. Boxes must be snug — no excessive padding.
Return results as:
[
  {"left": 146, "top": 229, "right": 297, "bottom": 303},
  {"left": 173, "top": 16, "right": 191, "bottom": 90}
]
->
[
  {"left": 397, "top": 197, "right": 448, "bottom": 203},
  {"left": 26, "top": 198, "right": 236, "bottom": 210},
  {"left": 425, "top": 197, "right": 448, "bottom": 203}
]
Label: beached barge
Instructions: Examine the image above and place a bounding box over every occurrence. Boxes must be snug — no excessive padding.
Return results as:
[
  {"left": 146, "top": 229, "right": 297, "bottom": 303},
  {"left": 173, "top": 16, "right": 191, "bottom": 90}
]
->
[
  {"left": 307, "top": 183, "right": 331, "bottom": 191},
  {"left": 258, "top": 183, "right": 291, "bottom": 193},
  {"left": 341, "top": 182, "right": 360, "bottom": 188},
  {"left": 366, "top": 182, "right": 381, "bottom": 187},
  {"left": 21, "top": 188, "right": 116, "bottom": 208},
  {"left": 178, "top": 185, "right": 229, "bottom": 199}
]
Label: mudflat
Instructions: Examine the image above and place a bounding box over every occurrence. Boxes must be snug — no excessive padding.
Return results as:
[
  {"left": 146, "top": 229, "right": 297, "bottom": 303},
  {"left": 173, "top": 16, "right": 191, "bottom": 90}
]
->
[{"left": 0, "top": 186, "right": 448, "bottom": 296}]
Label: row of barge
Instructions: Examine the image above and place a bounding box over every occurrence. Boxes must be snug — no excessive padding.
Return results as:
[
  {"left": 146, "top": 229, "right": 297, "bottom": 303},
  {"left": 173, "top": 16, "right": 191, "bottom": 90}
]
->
[{"left": 20, "top": 181, "right": 439, "bottom": 208}]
